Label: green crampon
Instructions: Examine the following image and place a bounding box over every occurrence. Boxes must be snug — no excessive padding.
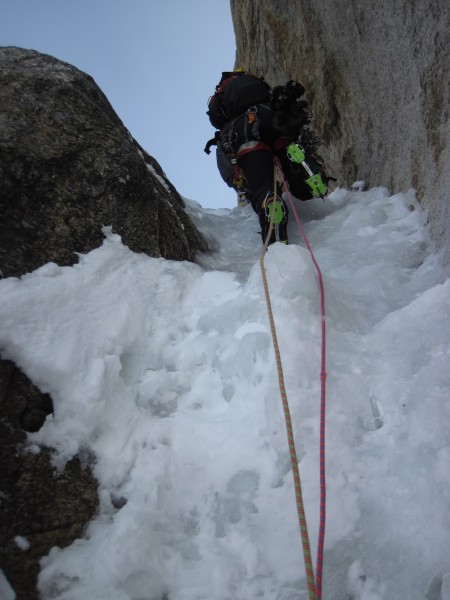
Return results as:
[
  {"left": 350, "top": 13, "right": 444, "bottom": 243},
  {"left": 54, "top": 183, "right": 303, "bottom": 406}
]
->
[
  {"left": 265, "top": 199, "right": 285, "bottom": 224},
  {"left": 286, "top": 143, "right": 327, "bottom": 198},
  {"left": 286, "top": 143, "right": 306, "bottom": 164},
  {"left": 305, "top": 173, "right": 328, "bottom": 198}
]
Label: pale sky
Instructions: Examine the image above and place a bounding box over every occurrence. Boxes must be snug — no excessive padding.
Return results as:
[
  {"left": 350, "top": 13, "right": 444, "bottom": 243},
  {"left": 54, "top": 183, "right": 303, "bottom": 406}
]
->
[{"left": 0, "top": 0, "right": 237, "bottom": 208}]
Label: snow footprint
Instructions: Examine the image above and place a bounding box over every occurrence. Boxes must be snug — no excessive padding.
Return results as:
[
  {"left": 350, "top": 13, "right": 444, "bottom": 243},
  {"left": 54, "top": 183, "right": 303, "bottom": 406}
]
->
[{"left": 213, "top": 469, "right": 260, "bottom": 538}]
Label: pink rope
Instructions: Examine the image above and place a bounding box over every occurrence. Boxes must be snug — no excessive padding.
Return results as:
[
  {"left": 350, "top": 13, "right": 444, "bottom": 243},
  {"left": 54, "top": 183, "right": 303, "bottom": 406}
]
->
[{"left": 274, "top": 157, "right": 327, "bottom": 599}]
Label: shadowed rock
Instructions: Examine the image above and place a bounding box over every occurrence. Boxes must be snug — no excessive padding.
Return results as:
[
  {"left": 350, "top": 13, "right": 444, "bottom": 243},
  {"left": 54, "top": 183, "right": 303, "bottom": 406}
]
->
[{"left": 0, "top": 46, "right": 207, "bottom": 279}]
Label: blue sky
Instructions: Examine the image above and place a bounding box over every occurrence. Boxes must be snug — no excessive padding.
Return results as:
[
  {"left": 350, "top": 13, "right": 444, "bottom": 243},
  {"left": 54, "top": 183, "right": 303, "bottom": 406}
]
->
[{"left": 0, "top": 0, "right": 236, "bottom": 208}]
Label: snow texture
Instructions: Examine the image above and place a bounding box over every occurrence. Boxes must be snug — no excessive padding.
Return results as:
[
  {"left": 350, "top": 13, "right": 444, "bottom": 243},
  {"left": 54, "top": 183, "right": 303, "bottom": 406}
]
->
[{"left": 0, "top": 186, "right": 449, "bottom": 599}]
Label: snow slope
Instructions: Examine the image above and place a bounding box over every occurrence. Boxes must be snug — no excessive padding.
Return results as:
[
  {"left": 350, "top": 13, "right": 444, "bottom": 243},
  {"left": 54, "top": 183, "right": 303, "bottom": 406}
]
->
[{"left": 0, "top": 187, "right": 449, "bottom": 599}]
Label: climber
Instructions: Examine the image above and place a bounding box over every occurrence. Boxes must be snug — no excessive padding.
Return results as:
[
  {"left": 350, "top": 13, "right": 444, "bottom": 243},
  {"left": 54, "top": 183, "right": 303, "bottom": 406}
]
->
[{"left": 204, "top": 69, "right": 329, "bottom": 245}]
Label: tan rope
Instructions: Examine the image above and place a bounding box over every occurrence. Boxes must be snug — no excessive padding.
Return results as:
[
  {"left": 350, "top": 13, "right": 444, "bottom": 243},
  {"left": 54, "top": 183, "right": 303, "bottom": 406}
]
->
[{"left": 259, "top": 174, "right": 317, "bottom": 599}]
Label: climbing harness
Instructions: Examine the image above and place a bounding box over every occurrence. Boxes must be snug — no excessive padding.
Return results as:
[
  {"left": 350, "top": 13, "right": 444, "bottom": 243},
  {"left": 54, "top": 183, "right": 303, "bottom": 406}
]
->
[{"left": 259, "top": 160, "right": 328, "bottom": 600}]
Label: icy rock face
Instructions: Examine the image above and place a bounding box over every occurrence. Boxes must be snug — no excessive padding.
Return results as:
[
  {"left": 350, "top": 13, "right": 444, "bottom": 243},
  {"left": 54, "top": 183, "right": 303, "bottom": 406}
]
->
[
  {"left": 230, "top": 0, "right": 450, "bottom": 256},
  {"left": 0, "top": 46, "right": 207, "bottom": 279}
]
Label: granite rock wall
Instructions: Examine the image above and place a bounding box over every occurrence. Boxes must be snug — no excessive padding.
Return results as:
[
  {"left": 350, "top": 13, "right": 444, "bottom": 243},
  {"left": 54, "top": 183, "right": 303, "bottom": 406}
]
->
[{"left": 231, "top": 0, "right": 449, "bottom": 256}]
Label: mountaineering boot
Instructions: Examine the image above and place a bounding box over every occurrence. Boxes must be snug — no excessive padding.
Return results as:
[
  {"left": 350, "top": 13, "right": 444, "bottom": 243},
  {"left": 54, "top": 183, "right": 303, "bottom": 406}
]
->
[
  {"left": 259, "top": 193, "right": 288, "bottom": 245},
  {"left": 286, "top": 142, "right": 328, "bottom": 199}
]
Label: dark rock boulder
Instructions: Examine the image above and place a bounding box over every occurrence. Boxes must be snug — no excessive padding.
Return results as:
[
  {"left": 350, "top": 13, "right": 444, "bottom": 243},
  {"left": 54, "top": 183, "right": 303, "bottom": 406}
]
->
[
  {"left": 0, "top": 46, "right": 207, "bottom": 280},
  {"left": 0, "top": 360, "right": 99, "bottom": 600},
  {"left": 0, "top": 46, "right": 208, "bottom": 599}
]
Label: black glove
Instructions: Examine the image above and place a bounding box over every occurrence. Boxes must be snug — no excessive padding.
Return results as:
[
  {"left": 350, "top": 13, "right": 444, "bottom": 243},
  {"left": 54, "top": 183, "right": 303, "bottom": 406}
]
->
[{"left": 271, "top": 80, "right": 305, "bottom": 112}]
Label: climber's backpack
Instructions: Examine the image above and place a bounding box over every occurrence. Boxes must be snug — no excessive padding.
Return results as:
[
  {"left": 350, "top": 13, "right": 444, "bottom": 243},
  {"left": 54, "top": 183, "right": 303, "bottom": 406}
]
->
[{"left": 207, "top": 72, "right": 271, "bottom": 130}]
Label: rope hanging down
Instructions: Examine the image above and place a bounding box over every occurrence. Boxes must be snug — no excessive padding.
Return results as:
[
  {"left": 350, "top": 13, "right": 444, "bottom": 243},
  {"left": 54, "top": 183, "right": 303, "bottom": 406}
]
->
[
  {"left": 259, "top": 173, "right": 317, "bottom": 599},
  {"left": 259, "top": 160, "right": 327, "bottom": 600},
  {"left": 274, "top": 157, "right": 327, "bottom": 600}
]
